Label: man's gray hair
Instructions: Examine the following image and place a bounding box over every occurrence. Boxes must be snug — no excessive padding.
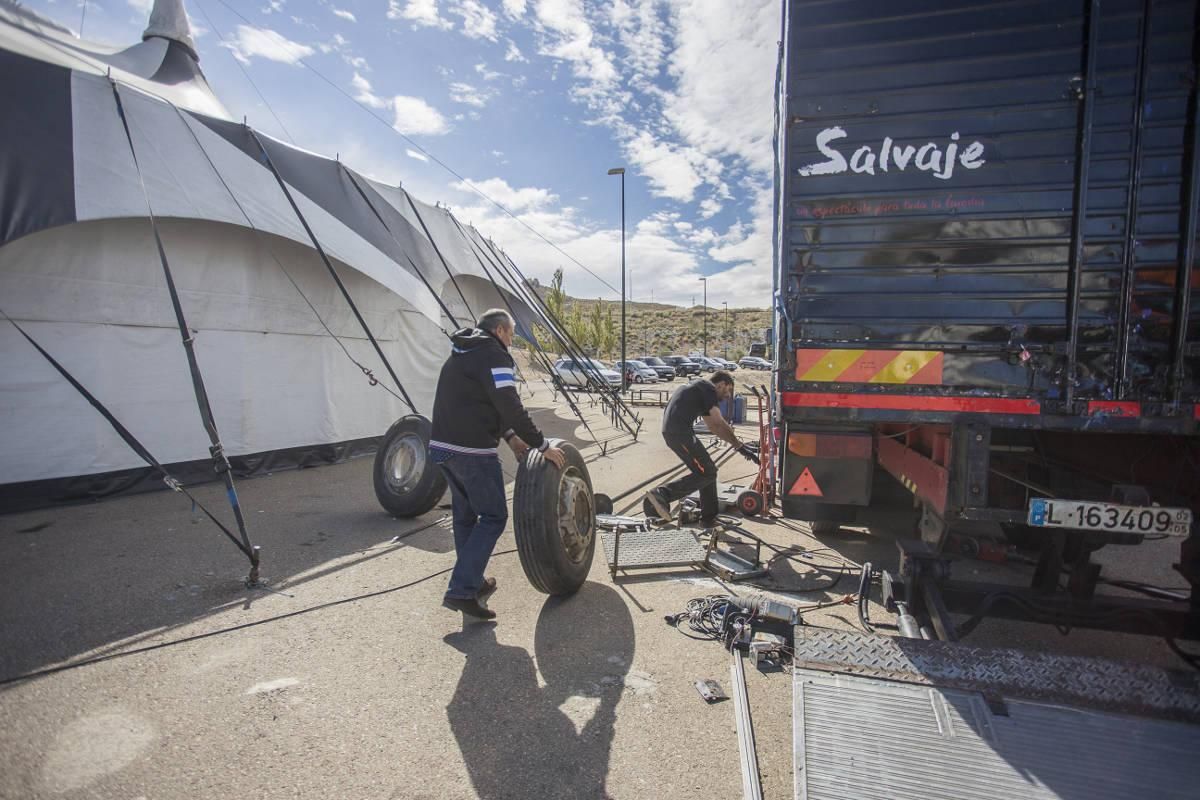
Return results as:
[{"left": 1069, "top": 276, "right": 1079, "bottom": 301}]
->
[{"left": 477, "top": 308, "right": 514, "bottom": 334}]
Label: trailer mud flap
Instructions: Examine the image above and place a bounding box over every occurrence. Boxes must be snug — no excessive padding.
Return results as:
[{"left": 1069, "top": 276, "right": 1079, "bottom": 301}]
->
[{"left": 781, "top": 427, "right": 873, "bottom": 517}]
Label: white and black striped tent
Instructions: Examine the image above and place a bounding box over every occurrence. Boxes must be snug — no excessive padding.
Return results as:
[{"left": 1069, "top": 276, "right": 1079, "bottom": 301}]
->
[{"left": 0, "top": 0, "right": 552, "bottom": 510}]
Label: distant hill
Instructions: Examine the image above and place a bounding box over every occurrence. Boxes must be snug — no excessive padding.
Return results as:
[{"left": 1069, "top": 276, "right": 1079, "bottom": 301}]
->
[{"left": 524, "top": 276, "right": 770, "bottom": 361}]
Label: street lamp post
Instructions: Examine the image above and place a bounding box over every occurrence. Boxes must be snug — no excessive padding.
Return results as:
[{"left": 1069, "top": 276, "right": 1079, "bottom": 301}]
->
[
  {"left": 607, "top": 167, "right": 626, "bottom": 392},
  {"left": 722, "top": 301, "right": 729, "bottom": 360},
  {"left": 699, "top": 276, "right": 707, "bottom": 357}
]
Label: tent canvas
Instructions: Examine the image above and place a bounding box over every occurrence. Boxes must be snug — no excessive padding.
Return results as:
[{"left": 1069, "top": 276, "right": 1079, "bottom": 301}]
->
[{"left": 0, "top": 0, "right": 556, "bottom": 511}]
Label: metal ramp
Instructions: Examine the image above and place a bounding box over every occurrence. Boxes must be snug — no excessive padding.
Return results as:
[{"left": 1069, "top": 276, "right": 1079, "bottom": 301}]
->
[
  {"left": 598, "top": 522, "right": 707, "bottom": 579},
  {"left": 792, "top": 629, "right": 1200, "bottom": 800}
]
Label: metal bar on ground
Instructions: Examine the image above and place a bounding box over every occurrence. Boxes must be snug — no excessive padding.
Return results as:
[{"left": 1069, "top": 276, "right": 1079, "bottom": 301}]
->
[{"left": 730, "top": 648, "right": 763, "bottom": 800}]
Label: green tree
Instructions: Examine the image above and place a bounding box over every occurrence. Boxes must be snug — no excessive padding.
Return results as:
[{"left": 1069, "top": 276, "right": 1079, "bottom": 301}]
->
[
  {"left": 601, "top": 303, "right": 618, "bottom": 360},
  {"left": 589, "top": 300, "right": 612, "bottom": 359},
  {"left": 565, "top": 302, "right": 592, "bottom": 353},
  {"left": 535, "top": 267, "right": 567, "bottom": 353}
]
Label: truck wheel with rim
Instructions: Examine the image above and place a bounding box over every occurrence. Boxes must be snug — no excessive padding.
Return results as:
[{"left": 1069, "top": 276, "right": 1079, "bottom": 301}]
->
[
  {"left": 373, "top": 415, "right": 447, "bottom": 517},
  {"left": 514, "top": 439, "right": 597, "bottom": 595},
  {"left": 809, "top": 520, "right": 842, "bottom": 536}
]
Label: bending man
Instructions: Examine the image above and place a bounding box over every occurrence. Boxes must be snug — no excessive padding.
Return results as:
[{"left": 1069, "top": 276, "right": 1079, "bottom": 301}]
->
[
  {"left": 644, "top": 370, "right": 757, "bottom": 526},
  {"left": 430, "top": 309, "right": 566, "bottom": 620}
]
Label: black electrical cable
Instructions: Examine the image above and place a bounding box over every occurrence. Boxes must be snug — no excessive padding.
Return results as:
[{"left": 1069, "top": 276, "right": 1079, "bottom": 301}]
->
[
  {"left": 856, "top": 562, "right": 876, "bottom": 633},
  {"left": 0, "top": 537, "right": 503, "bottom": 688}
]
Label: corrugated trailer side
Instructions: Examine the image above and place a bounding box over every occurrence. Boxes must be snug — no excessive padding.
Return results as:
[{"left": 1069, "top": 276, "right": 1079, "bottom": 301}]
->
[{"left": 773, "top": 0, "right": 1200, "bottom": 643}]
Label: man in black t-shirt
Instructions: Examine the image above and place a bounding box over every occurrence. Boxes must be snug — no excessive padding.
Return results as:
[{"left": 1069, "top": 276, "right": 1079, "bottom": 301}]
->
[{"left": 644, "top": 371, "right": 757, "bottom": 525}]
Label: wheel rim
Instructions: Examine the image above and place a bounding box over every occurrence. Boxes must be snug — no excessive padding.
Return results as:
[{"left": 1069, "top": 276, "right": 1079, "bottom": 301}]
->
[
  {"left": 557, "top": 467, "right": 595, "bottom": 564},
  {"left": 384, "top": 432, "right": 426, "bottom": 495}
]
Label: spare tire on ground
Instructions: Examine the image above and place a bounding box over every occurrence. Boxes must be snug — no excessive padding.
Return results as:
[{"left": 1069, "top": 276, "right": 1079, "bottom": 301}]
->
[
  {"left": 373, "top": 415, "right": 447, "bottom": 517},
  {"left": 513, "top": 439, "right": 597, "bottom": 596}
]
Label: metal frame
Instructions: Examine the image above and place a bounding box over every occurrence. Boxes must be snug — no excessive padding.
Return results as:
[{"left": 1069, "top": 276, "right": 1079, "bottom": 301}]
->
[
  {"left": 894, "top": 538, "right": 1200, "bottom": 643},
  {"left": 730, "top": 649, "right": 763, "bottom": 800}
]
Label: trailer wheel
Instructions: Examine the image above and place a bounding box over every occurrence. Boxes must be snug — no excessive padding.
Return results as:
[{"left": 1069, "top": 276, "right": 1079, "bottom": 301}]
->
[
  {"left": 737, "top": 489, "right": 765, "bottom": 517},
  {"left": 809, "top": 520, "right": 842, "bottom": 536},
  {"left": 373, "top": 415, "right": 447, "bottom": 517},
  {"left": 514, "top": 439, "right": 596, "bottom": 596}
]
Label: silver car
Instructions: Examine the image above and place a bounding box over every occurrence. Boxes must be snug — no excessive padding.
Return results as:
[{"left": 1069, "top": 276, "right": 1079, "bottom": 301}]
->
[
  {"left": 614, "top": 359, "right": 660, "bottom": 384},
  {"left": 553, "top": 357, "right": 623, "bottom": 389}
]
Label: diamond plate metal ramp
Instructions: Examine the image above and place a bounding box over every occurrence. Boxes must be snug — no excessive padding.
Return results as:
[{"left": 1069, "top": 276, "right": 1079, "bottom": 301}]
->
[
  {"left": 599, "top": 528, "right": 706, "bottom": 575},
  {"left": 792, "top": 628, "right": 1200, "bottom": 722},
  {"left": 792, "top": 629, "right": 1200, "bottom": 800}
]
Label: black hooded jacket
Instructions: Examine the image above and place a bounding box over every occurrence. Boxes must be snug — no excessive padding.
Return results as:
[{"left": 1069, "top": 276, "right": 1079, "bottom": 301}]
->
[{"left": 429, "top": 328, "right": 547, "bottom": 456}]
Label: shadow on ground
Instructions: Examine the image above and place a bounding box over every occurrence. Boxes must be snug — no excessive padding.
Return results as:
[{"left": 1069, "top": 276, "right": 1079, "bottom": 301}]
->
[
  {"left": 445, "top": 582, "right": 633, "bottom": 800},
  {"left": 0, "top": 401, "right": 625, "bottom": 685}
]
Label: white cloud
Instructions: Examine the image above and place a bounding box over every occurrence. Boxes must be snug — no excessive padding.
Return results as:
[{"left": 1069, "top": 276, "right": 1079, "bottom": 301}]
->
[
  {"left": 344, "top": 54, "right": 370, "bottom": 70},
  {"left": 332, "top": 8, "right": 357, "bottom": 22},
  {"left": 351, "top": 73, "right": 389, "bottom": 109},
  {"left": 223, "top": 26, "right": 313, "bottom": 66},
  {"left": 662, "top": 0, "right": 778, "bottom": 173},
  {"left": 504, "top": 39, "right": 527, "bottom": 62},
  {"left": 474, "top": 62, "right": 503, "bottom": 81},
  {"left": 452, "top": 0, "right": 498, "bottom": 41},
  {"left": 610, "top": 0, "right": 668, "bottom": 82},
  {"left": 451, "top": 178, "right": 557, "bottom": 212},
  {"left": 532, "top": 0, "right": 618, "bottom": 89},
  {"left": 698, "top": 197, "right": 722, "bottom": 219},
  {"left": 392, "top": 96, "right": 451, "bottom": 135},
  {"left": 491, "top": 150, "right": 504, "bottom": 158},
  {"left": 388, "top": 0, "right": 453, "bottom": 30},
  {"left": 261, "top": 0, "right": 286, "bottom": 15},
  {"left": 406, "top": 149, "right": 429, "bottom": 162},
  {"left": 624, "top": 130, "right": 725, "bottom": 203},
  {"left": 449, "top": 82, "right": 493, "bottom": 108},
  {"left": 502, "top": 0, "right": 527, "bottom": 17}
]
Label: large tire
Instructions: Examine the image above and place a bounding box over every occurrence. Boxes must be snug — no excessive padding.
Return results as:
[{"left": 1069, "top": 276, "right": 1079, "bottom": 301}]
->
[
  {"left": 810, "top": 520, "right": 842, "bottom": 536},
  {"left": 513, "top": 439, "right": 597, "bottom": 596},
  {"left": 372, "top": 415, "right": 447, "bottom": 517}
]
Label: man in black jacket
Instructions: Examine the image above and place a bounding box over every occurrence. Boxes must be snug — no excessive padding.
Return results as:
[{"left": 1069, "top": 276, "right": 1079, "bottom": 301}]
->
[
  {"left": 431, "top": 309, "right": 566, "bottom": 619},
  {"left": 644, "top": 371, "right": 757, "bottom": 526}
]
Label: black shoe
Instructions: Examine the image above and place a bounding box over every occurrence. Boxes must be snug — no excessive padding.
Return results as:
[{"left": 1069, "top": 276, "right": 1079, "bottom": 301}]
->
[
  {"left": 644, "top": 488, "right": 672, "bottom": 521},
  {"left": 442, "top": 596, "right": 497, "bottom": 619},
  {"left": 477, "top": 577, "right": 497, "bottom": 599}
]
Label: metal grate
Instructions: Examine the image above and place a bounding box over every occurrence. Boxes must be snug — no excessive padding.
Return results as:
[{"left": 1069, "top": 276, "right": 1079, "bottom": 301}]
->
[
  {"left": 793, "top": 667, "right": 1200, "bottom": 800},
  {"left": 600, "top": 528, "right": 707, "bottom": 573}
]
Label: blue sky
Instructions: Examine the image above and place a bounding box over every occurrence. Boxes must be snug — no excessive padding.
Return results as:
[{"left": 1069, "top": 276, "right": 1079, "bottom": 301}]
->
[{"left": 30, "top": 0, "right": 780, "bottom": 308}]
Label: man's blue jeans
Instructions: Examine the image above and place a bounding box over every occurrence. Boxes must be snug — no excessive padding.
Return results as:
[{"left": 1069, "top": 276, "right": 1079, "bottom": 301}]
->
[{"left": 438, "top": 454, "right": 508, "bottom": 600}]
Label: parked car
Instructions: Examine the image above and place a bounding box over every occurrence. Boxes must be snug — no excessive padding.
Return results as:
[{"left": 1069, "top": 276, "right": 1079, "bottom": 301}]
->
[
  {"left": 660, "top": 355, "right": 701, "bottom": 377},
  {"left": 738, "top": 356, "right": 771, "bottom": 370},
  {"left": 638, "top": 356, "right": 677, "bottom": 381},
  {"left": 717, "top": 358, "right": 738, "bottom": 371},
  {"left": 697, "top": 356, "right": 729, "bottom": 372},
  {"left": 614, "top": 359, "right": 659, "bottom": 384},
  {"left": 553, "top": 357, "right": 622, "bottom": 389}
]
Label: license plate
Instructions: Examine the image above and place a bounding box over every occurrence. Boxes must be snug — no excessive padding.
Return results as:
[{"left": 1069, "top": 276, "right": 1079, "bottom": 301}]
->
[{"left": 1027, "top": 498, "right": 1193, "bottom": 536}]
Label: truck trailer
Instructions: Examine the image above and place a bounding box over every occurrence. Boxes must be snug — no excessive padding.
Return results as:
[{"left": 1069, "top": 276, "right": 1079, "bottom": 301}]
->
[{"left": 773, "top": 0, "right": 1200, "bottom": 648}]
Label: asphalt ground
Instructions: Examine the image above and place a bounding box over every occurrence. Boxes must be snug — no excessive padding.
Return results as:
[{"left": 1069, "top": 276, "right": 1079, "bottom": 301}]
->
[{"left": 0, "top": 373, "right": 1189, "bottom": 799}]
